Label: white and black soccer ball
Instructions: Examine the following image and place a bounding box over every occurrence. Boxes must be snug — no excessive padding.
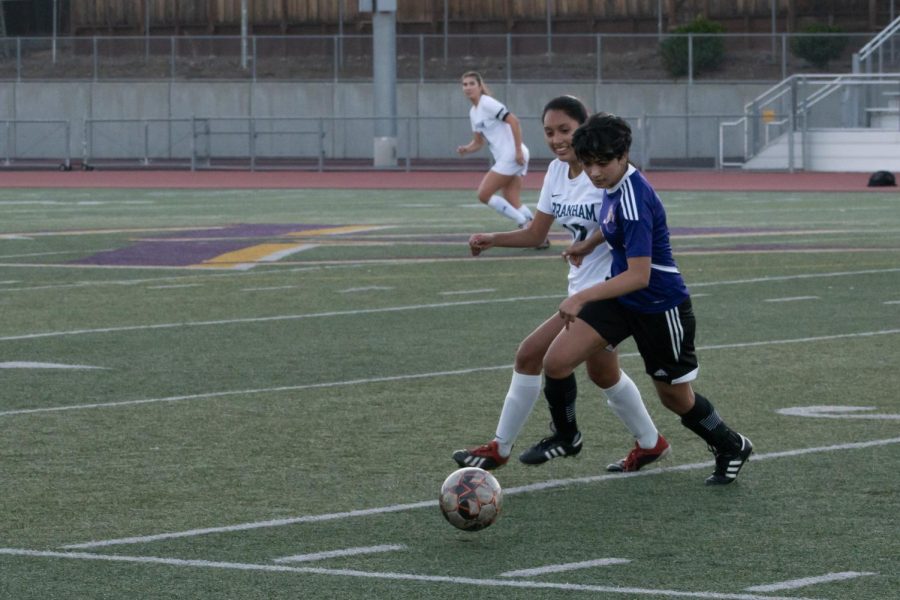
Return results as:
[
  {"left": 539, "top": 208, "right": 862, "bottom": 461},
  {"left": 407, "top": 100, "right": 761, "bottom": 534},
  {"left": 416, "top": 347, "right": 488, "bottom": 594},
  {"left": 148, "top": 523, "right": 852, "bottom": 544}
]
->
[{"left": 439, "top": 467, "right": 503, "bottom": 531}]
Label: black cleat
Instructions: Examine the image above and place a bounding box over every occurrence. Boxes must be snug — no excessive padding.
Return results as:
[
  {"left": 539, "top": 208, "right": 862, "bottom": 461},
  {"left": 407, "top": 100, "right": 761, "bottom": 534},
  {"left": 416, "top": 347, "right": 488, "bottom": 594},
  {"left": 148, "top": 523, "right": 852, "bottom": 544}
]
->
[
  {"left": 705, "top": 434, "right": 753, "bottom": 485},
  {"left": 519, "top": 432, "right": 583, "bottom": 465}
]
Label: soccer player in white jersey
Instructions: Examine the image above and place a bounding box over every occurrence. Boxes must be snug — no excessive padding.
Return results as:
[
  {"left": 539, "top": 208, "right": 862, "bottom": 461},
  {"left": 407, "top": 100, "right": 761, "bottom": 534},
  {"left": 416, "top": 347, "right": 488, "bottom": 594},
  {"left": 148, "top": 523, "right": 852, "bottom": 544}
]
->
[
  {"left": 531, "top": 112, "right": 753, "bottom": 485},
  {"left": 456, "top": 71, "right": 539, "bottom": 234},
  {"left": 453, "top": 96, "right": 670, "bottom": 472}
]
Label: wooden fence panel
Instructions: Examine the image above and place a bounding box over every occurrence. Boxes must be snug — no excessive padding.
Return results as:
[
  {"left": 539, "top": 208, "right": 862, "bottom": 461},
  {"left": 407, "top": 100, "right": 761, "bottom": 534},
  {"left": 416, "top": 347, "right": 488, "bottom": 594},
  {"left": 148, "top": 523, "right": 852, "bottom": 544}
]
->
[{"left": 67, "top": 0, "right": 888, "bottom": 32}]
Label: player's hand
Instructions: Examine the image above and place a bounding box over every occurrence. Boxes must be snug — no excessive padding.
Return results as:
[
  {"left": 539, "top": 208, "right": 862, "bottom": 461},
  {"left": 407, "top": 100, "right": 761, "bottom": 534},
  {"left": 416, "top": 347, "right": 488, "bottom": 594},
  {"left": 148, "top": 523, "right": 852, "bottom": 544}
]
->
[
  {"left": 456, "top": 145, "right": 468, "bottom": 156},
  {"left": 515, "top": 149, "right": 525, "bottom": 165},
  {"left": 562, "top": 240, "right": 592, "bottom": 267},
  {"left": 469, "top": 233, "right": 494, "bottom": 256},
  {"left": 558, "top": 296, "right": 584, "bottom": 329}
]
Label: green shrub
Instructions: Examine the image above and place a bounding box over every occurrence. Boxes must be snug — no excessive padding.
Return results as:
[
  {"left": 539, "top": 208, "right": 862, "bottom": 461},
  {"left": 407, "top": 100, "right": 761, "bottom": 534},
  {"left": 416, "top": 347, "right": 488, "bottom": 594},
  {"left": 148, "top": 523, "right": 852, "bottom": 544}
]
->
[
  {"left": 659, "top": 17, "right": 726, "bottom": 78},
  {"left": 790, "top": 23, "right": 849, "bottom": 70}
]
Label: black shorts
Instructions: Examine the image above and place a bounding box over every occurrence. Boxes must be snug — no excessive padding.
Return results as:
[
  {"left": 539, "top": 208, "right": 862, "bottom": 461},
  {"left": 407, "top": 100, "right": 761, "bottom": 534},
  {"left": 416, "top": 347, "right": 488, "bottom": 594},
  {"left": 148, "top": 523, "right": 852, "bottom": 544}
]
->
[{"left": 578, "top": 297, "right": 699, "bottom": 384}]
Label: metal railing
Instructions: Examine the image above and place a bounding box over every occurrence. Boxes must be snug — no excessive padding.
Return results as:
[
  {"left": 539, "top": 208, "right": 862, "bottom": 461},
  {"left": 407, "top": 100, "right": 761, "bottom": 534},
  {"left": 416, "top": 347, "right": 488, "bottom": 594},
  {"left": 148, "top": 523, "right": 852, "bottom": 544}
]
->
[
  {"left": 0, "top": 119, "right": 71, "bottom": 169},
  {"left": 74, "top": 113, "right": 754, "bottom": 172},
  {"left": 0, "top": 32, "right": 880, "bottom": 83},
  {"left": 854, "top": 15, "right": 900, "bottom": 73},
  {"left": 718, "top": 73, "right": 900, "bottom": 169}
]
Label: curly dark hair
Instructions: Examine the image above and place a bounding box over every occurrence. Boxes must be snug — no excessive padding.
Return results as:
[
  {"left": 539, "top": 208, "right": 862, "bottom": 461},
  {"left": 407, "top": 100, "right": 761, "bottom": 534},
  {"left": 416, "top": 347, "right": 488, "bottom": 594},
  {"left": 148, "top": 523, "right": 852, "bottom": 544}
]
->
[{"left": 572, "top": 112, "right": 632, "bottom": 163}]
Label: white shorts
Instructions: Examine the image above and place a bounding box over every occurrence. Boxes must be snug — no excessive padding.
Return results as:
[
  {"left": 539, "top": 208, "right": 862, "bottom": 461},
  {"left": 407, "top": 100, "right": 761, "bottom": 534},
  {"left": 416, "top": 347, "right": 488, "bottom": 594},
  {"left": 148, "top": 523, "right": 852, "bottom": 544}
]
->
[{"left": 490, "top": 144, "right": 529, "bottom": 177}]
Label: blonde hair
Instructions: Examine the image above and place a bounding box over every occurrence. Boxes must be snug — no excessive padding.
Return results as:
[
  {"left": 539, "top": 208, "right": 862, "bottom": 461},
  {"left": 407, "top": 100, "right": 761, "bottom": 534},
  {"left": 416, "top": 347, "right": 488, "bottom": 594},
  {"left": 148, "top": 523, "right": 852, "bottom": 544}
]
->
[{"left": 461, "top": 71, "right": 492, "bottom": 97}]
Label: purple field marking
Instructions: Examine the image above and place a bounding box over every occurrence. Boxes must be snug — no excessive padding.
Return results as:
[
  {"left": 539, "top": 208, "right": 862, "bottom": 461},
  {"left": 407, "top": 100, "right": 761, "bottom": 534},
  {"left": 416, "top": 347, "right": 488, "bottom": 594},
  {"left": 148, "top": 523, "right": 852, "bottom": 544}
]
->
[{"left": 70, "top": 224, "right": 339, "bottom": 267}]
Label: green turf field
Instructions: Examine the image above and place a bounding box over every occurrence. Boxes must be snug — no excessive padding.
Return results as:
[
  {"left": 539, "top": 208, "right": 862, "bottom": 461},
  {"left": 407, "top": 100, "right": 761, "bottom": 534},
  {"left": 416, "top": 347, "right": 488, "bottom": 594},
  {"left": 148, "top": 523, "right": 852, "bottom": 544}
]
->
[{"left": 0, "top": 185, "right": 898, "bottom": 599}]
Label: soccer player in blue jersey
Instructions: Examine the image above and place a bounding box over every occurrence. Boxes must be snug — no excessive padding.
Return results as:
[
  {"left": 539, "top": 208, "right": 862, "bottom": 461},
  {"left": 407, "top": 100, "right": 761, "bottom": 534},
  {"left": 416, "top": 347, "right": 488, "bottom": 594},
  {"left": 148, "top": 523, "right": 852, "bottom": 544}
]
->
[
  {"left": 453, "top": 97, "right": 670, "bottom": 474},
  {"left": 523, "top": 112, "right": 753, "bottom": 485}
]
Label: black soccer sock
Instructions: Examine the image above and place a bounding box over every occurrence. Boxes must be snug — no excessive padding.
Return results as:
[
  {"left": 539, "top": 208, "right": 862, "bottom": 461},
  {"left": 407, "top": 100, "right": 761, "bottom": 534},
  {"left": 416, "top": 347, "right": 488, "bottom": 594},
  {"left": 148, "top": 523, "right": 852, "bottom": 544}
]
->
[
  {"left": 680, "top": 393, "right": 741, "bottom": 452},
  {"left": 544, "top": 373, "right": 579, "bottom": 440}
]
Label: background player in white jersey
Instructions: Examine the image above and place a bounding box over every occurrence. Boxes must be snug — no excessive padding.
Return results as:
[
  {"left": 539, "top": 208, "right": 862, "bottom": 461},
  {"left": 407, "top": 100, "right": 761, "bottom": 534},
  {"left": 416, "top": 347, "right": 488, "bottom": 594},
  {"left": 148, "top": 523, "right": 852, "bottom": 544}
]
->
[
  {"left": 453, "top": 96, "right": 670, "bottom": 472},
  {"left": 456, "top": 71, "right": 536, "bottom": 231},
  {"left": 533, "top": 112, "right": 753, "bottom": 485}
]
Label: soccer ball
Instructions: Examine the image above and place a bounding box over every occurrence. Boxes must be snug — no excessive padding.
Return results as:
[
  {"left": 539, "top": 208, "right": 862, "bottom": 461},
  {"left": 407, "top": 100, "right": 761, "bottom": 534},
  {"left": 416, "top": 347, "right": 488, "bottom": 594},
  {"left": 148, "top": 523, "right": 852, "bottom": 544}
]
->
[{"left": 439, "top": 467, "right": 503, "bottom": 531}]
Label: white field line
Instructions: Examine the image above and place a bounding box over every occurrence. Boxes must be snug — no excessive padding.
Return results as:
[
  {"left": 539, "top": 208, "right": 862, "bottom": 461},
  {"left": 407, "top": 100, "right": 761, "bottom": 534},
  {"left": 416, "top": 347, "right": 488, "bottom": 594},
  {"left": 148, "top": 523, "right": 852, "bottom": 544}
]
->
[
  {"left": 146, "top": 284, "right": 202, "bottom": 290},
  {"left": 272, "top": 544, "right": 406, "bottom": 564},
  {"left": 242, "top": 285, "right": 299, "bottom": 292},
  {"left": 777, "top": 406, "right": 900, "bottom": 420},
  {"left": 0, "top": 264, "right": 345, "bottom": 293},
  {"left": 2, "top": 329, "right": 898, "bottom": 418},
  {"left": 0, "top": 548, "right": 825, "bottom": 600},
  {"left": 744, "top": 571, "right": 877, "bottom": 592},
  {"left": 439, "top": 288, "right": 497, "bottom": 295},
  {"left": 0, "top": 362, "right": 107, "bottom": 370},
  {"left": 763, "top": 296, "right": 819, "bottom": 302},
  {"left": 0, "top": 294, "right": 562, "bottom": 342},
  {"left": 2, "top": 266, "right": 899, "bottom": 342},
  {"left": 885, "top": 300, "right": 900, "bottom": 305},
  {"left": 338, "top": 286, "right": 394, "bottom": 293},
  {"left": 60, "top": 436, "right": 900, "bottom": 550},
  {"left": 500, "top": 558, "right": 632, "bottom": 577}
]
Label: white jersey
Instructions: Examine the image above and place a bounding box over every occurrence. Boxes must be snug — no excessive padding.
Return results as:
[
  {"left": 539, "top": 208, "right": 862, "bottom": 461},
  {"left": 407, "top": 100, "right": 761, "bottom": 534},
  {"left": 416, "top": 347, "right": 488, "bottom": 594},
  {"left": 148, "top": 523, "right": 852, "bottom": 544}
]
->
[
  {"left": 469, "top": 94, "right": 523, "bottom": 164},
  {"left": 536, "top": 158, "right": 612, "bottom": 296}
]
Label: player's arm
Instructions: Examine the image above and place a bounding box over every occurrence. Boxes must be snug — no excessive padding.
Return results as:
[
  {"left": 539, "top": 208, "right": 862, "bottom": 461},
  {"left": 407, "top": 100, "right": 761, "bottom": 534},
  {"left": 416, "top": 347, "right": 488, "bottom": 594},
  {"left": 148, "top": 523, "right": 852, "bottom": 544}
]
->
[
  {"left": 556, "top": 256, "right": 651, "bottom": 325},
  {"left": 503, "top": 113, "right": 525, "bottom": 165},
  {"left": 562, "top": 229, "right": 606, "bottom": 267},
  {"left": 469, "top": 211, "right": 554, "bottom": 255},
  {"left": 457, "top": 132, "right": 485, "bottom": 156}
]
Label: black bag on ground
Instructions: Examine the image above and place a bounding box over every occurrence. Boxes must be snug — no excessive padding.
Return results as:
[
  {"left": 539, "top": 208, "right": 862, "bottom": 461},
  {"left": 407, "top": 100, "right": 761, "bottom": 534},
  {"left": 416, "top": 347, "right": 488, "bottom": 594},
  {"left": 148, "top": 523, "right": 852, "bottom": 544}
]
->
[{"left": 868, "top": 170, "right": 897, "bottom": 187}]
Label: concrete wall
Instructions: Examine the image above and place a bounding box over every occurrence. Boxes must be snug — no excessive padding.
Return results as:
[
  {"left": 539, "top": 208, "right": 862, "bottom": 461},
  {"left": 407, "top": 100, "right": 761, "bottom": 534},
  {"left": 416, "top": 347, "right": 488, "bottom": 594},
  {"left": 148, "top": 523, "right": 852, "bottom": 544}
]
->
[{"left": 0, "top": 80, "right": 770, "bottom": 166}]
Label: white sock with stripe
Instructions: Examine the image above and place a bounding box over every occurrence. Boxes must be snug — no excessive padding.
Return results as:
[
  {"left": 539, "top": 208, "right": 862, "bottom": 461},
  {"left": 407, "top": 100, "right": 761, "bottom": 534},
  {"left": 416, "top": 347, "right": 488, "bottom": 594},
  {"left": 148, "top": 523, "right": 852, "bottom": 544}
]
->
[
  {"left": 517, "top": 204, "right": 534, "bottom": 221},
  {"left": 494, "top": 371, "right": 542, "bottom": 456},
  {"left": 487, "top": 195, "right": 528, "bottom": 225},
  {"left": 603, "top": 370, "right": 659, "bottom": 449}
]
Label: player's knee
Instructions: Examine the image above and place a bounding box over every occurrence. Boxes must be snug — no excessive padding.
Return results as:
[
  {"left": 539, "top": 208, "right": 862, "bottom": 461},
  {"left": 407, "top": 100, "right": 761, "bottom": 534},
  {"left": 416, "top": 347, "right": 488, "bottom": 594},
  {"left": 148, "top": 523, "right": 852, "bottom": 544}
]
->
[
  {"left": 513, "top": 342, "right": 543, "bottom": 374},
  {"left": 588, "top": 369, "right": 618, "bottom": 389},
  {"left": 542, "top": 355, "right": 571, "bottom": 380},
  {"left": 476, "top": 191, "right": 492, "bottom": 203}
]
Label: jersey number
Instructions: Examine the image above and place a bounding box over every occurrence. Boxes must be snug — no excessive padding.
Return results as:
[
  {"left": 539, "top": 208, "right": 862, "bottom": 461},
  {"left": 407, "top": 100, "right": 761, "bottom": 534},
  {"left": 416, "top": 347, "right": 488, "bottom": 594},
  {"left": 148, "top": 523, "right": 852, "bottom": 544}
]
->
[{"left": 562, "top": 223, "right": 588, "bottom": 242}]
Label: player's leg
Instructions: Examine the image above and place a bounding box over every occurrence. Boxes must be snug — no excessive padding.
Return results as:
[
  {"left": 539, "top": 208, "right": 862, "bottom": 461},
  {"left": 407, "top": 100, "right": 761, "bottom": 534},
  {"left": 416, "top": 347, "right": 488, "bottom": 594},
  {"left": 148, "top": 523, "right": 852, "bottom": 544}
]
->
[
  {"left": 653, "top": 381, "right": 752, "bottom": 485},
  {"left": 518, "top": 316, "right": 605, "bottom": 465},
  {"left": 477, "top": 171, "right": 528, "bottom": 226},
  {"left": 453, "top": 315, "right": 563, "bottom": 470},
  {"left": 631, "top": 299, "right": 753, "bottom": 485},
  {"left": 585, "top": 351, "right": 670, "bottom": 472},
  {"left": 501, "top": 174, "right": 549, "bottom": 248}
]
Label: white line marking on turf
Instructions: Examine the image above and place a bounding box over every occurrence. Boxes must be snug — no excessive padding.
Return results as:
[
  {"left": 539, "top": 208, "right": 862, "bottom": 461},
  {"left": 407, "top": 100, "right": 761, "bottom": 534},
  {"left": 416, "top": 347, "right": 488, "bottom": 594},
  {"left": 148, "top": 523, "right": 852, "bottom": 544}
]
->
[
  {"left": 242, "top": 285, "right": 299, "bottom": 292},
  {"left": 763, "top": 296, "right": 820, "bottom": 302},
  {"left": 272, "top": 544, "right": 406, "bottom": 564},
  {"left": 777, "top": 406, "right": 900, "bottom": 420},
  {"left": 501, "top": 558, "right": 631, "bottom": 577},
  {"left": 0, "top": 365, "right": 512, "bottom": 417},
  {"left": 0, "top": 295, "right": 563, "bottom": 341},
  {"left": 0, "top": 361, "right": 107, "bottom": 370},
  {"left": 338, "top": 286, "right": 394, "bottom": 293},
  {"left": 60, "top": 436, "right": 900, "bottom": 550},
  {"left": 885, "top": 300, "right": 900, "bottom": 305},
  {"left": 744, "top": 571, "right": 877, "bottom": 592},
  {"left": 146, "top": 284, "right": 202, "bottom": 290},
  {"left": 0, "top": 548, "right": 825, "bottom": 600},
  {"left": 3, "top": 328, "right": 897, "bottom": 418},
  {"left": 439, "top": 288, "right": 496, "bottom": 295}
]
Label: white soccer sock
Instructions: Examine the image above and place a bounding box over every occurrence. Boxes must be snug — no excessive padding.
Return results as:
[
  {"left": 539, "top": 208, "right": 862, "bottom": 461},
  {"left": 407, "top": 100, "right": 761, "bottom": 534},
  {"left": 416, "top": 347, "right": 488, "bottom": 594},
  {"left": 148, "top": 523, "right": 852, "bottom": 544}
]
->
[
  {"left": 603, "top": 370, "right": 659, "bottom": 449},
  {"left": 494, "top": 371, "right": 542, "bottom": 456},
  {"left": 487, "top": 195, "right": 528, "bottom": 226},
  {"left": 517, "top": 204, "right": 534, "bottom": 221}
]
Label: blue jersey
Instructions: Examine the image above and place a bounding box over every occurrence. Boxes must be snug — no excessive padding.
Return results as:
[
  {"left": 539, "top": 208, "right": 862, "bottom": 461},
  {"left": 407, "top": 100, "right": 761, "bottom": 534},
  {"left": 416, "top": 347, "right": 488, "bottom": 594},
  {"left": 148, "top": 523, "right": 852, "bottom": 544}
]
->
[{"left": 599, "top": 165, "right": 689, "bottom": 313}]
